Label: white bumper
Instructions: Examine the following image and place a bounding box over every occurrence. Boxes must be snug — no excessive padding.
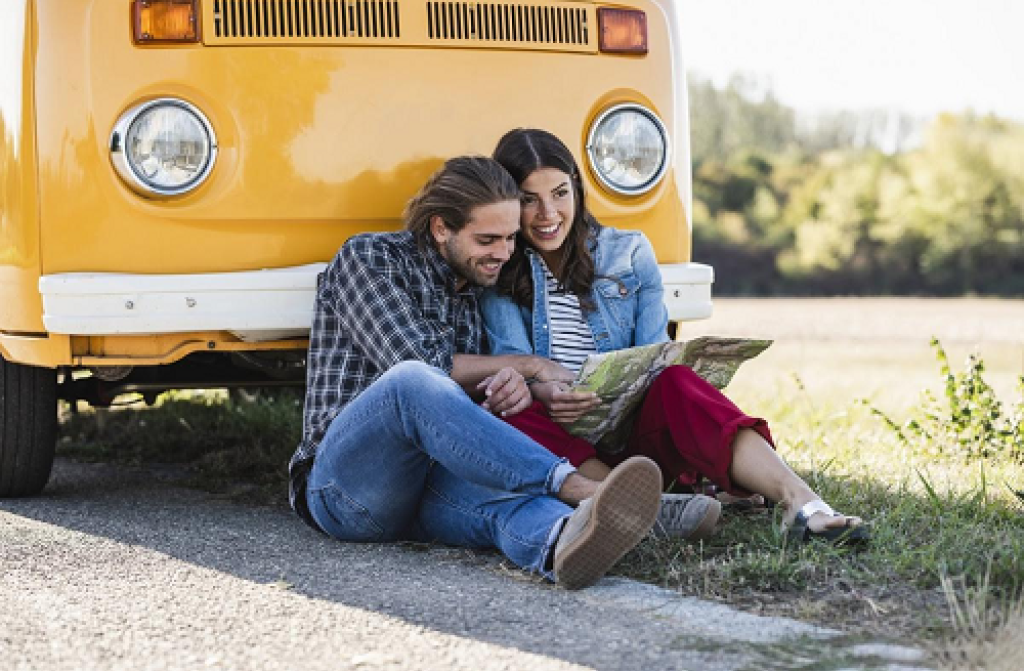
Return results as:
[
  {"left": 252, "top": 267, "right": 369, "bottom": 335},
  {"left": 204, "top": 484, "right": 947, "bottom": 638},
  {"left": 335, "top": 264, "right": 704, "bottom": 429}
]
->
[
  {"left": 660, "top": 262, "right": 714, "bottom": 321},
  {"left": 39, "top": 261, "right": 713, "bottom": 341},
  {"left": 39, "top": 264, "right": 326, "bottom": 342}
]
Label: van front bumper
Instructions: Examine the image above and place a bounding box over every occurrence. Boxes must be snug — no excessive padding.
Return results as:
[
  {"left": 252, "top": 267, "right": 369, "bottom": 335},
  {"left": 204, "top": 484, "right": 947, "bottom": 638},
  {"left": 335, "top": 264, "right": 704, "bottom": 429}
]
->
[
  {"left": 661, "top": 262, "right": 714, "bottom": 321},
  {"left": 38, "top": 261, "right": 714, "bottom": 342},
  {"left": 39, "top": 264, "right": 326, "bottom": 343}
]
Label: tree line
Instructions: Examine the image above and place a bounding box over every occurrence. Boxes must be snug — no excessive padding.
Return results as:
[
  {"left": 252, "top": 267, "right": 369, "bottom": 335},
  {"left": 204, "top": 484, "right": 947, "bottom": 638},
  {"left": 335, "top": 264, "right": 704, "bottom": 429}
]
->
[{"left": 688, "top": 75, "right": 1024, "bottom": 296}]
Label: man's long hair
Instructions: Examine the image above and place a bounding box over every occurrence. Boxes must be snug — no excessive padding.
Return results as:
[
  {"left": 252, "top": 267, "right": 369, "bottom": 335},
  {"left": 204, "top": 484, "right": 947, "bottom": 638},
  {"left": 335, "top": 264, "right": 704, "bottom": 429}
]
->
[
  {"left": 492, "top": 129, "right": 600, "bottom": 309},
  {"left": 405, "top": 156, "right": 519, "bottom": 249}
]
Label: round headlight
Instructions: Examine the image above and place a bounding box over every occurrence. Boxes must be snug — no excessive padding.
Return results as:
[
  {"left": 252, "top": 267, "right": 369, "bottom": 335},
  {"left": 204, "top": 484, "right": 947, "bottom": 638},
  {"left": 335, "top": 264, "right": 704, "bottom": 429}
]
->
[
  {"left": 586, "top": 104, "right": 669, "bottom": 196},
  {"left": 110, "top": 98, "right": 217, "bottom": 197}
]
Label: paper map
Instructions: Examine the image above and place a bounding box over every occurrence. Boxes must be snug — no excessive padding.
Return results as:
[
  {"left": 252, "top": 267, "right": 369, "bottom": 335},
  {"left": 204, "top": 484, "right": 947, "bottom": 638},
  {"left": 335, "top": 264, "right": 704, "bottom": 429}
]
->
[{"left": 566, "top": 337, "right": 773, "bottom": 453}]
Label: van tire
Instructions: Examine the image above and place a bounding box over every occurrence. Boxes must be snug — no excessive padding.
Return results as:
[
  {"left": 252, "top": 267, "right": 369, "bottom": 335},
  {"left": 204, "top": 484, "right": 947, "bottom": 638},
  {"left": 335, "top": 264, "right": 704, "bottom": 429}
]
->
[{"left": 0, "top": 356, "right": 58, "bottom": 497}]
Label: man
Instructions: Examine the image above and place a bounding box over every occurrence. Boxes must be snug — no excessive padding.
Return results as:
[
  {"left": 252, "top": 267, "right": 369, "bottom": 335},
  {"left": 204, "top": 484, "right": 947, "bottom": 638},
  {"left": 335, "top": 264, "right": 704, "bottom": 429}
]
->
[{"left": 289, "top": 156, "right": 662, "bottom": 589}]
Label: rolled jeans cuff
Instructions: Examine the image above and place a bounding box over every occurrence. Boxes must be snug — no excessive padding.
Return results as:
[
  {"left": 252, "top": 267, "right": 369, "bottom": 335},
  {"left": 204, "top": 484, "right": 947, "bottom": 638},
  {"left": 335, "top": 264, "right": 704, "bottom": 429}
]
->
[{"left": 546, "top": 460, "right": 575, "bottom": 496}]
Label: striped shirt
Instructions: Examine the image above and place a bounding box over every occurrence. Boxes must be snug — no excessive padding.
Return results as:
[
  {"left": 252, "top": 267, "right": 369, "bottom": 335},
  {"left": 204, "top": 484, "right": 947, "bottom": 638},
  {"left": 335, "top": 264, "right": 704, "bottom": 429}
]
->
[{"left": 542, "top": 262, "right": 596, "bottom": 373}]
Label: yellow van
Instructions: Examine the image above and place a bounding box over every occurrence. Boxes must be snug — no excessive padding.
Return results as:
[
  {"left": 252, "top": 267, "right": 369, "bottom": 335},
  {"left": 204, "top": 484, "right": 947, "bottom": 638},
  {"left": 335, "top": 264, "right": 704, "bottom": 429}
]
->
[{"left": 0, "top": 0, "right": 712, "bottom": 496}]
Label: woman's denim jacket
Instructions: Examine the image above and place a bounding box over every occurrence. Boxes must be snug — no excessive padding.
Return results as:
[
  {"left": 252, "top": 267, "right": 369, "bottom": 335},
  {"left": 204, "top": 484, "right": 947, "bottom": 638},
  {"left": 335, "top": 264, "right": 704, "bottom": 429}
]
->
[{"left": 480, "top": 226, "right": 669, "bottom": 358}]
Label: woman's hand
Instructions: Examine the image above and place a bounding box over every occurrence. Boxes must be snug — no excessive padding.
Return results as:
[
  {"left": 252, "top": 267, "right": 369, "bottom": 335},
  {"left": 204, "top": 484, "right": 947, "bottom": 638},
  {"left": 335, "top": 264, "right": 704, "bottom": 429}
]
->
[
  {"left": 529, "top": 381, "right": 601, "bottom": 424},
  {"left": 531, "top": 358, "right": 577, "bottom": 384},
  {"left": 478, "top": 367, "right": 533, "bottom": 417}
]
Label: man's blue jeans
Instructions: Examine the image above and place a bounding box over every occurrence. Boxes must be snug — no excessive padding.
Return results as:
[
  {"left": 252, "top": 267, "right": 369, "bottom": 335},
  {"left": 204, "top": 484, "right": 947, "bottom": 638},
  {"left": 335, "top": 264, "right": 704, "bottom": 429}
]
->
[{"left": 305, "top": 361, "right": 575, "bottom": 578}]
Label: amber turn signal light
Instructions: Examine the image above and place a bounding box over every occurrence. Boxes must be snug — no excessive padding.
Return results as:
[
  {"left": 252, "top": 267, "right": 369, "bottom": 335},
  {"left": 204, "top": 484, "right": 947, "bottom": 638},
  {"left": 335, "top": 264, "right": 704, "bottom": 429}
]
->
[
  {"left": 133, "top": 0, "right": 200, "bottom": 44},
  {"left": 597, "top": 7, "right": 647, "bottom": 54}
]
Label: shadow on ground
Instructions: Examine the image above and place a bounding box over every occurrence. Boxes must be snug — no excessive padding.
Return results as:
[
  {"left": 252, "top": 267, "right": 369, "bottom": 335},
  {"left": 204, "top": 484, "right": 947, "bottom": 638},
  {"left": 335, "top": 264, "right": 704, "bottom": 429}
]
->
[{"left": 0, "top": 459, "right": 935, "bottom": 671}]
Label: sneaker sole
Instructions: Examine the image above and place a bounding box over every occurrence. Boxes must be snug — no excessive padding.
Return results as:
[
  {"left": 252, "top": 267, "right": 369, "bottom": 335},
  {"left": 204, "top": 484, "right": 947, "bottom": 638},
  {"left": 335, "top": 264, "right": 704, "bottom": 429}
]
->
[{"left": 554, "top": 456, "right": 662, "bottom": 590}]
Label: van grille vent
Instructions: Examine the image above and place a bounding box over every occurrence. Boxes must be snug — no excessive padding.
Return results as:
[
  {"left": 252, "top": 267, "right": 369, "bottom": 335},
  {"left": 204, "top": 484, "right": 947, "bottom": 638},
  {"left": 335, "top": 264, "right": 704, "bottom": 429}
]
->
[
  {"left": 211, "top": 0, "right": 401, "bottom": 39},
  {"left": 426, "top": 2, "right": 588, "bottom": 45}
]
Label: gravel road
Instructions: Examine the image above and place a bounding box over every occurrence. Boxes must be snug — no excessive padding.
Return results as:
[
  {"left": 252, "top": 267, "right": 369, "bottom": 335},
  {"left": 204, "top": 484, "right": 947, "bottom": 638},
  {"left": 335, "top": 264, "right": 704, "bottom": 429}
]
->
[{"left": 1, "top": 459, "right": 929, "bottom": 671}]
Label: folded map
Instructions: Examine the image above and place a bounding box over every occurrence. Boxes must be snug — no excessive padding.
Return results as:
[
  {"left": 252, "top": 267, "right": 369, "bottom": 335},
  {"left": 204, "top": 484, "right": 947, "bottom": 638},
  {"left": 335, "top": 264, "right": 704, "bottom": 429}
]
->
[{"left": 566, "top": 337, "right": 773, "bottom": 454}]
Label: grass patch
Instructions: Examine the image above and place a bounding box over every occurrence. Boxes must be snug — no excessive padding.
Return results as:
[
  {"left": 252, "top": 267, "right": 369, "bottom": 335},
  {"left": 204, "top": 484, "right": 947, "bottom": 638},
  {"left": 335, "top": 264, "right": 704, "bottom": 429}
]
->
[
  {"left": 58, "top": 389, "right": 302, "bottom": 503},
  {"left": 56, "top": 339, "right": 1024, "bottom": 661},
  {"left": 611, "top": 339, "right": 1024, "bottom": 656},
  {"left": 936, "top": 570, "right": 1023, "bottom": 671}
]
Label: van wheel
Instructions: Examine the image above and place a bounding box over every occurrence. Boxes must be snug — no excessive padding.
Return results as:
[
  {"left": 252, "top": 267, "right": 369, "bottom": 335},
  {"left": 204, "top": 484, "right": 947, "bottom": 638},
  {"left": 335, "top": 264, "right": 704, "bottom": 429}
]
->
[{"left": 0, "top": 356, "right": 58, "bottom": 497}]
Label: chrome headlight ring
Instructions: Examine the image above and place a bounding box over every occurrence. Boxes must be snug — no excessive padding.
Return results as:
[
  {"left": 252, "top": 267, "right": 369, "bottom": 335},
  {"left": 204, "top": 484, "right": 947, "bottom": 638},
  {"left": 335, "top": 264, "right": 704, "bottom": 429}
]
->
[
  {"left": 110, "top": 98, "right": 218, "bottom": 198},
  {"left": 586, "top": 103, "right": 670, "bottom": 196}
]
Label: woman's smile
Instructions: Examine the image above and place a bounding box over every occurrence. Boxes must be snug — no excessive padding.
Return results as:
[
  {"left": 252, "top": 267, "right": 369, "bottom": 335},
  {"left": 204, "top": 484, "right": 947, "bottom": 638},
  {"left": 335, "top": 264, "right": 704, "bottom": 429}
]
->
[
  {"left": 532, "top": 222, "right": 562, "bottom": 238},
  {"left": 520, "top": 167, "right": 576, "bottom": 266}
]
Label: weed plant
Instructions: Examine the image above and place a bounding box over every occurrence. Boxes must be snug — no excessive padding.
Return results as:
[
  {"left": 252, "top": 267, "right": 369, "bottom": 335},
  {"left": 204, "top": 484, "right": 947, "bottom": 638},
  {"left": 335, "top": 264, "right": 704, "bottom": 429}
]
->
[{"left": 870, "top": 338, "right": 1024, "bottom": 465}]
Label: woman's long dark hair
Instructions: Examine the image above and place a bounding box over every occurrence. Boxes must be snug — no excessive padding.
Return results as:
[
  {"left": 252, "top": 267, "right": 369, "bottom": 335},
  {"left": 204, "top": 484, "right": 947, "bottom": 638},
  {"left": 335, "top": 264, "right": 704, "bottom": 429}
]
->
[{"left": 492, "top": 128, "right": 601, "bottom": 309}]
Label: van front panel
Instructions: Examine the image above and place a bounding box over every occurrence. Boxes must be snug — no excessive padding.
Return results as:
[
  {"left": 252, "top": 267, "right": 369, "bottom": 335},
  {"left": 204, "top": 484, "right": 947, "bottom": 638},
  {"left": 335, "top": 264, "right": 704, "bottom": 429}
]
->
[
  {"left": 0, "top": 0, "right": 45, "bottom": 334},
  {"left": 34, "top": 0, "right": 689, "bottom": 278}
]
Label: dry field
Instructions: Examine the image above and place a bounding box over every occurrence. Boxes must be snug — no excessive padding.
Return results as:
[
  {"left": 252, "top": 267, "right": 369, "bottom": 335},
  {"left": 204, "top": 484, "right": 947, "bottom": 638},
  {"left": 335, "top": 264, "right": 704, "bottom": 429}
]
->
[{"left": 675, "top": 298, "right": 1024, "bottom": 414}]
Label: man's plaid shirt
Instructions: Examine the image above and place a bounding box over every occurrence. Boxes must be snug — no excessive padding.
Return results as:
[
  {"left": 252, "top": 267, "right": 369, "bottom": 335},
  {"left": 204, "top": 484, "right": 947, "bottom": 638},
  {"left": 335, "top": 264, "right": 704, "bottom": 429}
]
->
[{"left": 289, "top": 231, "right": 484, "bottom": 523}]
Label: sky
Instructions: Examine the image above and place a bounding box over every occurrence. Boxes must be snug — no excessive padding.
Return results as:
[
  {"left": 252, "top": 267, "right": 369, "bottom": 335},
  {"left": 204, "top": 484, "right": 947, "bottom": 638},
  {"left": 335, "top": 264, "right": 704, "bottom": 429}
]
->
[{"left": 677, "top": 0, "right": 1024, "bottom": 122}]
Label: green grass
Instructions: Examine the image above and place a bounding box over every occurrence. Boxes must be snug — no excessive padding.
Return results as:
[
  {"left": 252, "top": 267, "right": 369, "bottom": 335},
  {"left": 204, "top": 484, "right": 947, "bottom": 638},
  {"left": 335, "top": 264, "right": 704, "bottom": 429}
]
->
[
  {"left": 56, "top": 339, "right": 1024, "bottom": 661},
  {"left": 608, "top": 345, "right": 1023, "bottom": 660},
  {"left": 58, "top": 389, "right": 303, "bottom": 503}
]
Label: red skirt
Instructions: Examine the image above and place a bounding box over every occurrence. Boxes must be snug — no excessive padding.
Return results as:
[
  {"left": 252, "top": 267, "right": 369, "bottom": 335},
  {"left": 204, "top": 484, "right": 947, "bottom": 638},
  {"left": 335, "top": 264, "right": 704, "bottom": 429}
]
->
[{"left": 504, "top": 365, "right": 773, "bottom": 494}]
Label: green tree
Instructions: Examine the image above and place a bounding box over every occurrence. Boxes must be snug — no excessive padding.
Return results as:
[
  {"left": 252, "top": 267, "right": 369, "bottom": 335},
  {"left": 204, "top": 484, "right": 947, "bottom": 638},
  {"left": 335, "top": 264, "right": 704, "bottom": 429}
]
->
[{"left": 687, "top": 76, "right": 1024, "bottom": 296}]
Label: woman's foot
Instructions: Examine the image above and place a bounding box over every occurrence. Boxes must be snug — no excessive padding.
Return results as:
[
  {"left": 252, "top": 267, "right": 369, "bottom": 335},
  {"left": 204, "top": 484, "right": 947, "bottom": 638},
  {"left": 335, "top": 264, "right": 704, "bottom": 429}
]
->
[{"left": 783, "top": 499, "right": 869, "bottom": 545}]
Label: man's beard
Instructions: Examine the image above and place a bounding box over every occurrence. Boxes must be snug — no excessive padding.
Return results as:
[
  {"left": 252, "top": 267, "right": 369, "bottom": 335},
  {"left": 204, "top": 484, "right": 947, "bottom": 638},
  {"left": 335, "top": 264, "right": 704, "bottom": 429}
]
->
[{"left": 444, "top": 237, "right": 501, "bottom": 287}]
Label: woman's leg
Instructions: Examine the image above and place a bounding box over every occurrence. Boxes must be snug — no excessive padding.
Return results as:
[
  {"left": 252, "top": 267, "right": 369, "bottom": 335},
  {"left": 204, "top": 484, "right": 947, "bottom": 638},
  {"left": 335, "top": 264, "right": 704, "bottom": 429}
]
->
[
  {"left": 729, "top": 428, "right": 862, "bottom": 533},
  {"left": 504, "top": 394, "right": 719, "bottom": 539},
  {"left": 503, "top": 401, "right": 626, "bottom": 481},
  {"left": 503, "top": 401, "right": 600, "bottom": 468},
  {"left": 628, "top": 366, "right": 861, "bottom": 533},
  {"left": 625, "top": 366, "right": 772, "bottom": 492}
]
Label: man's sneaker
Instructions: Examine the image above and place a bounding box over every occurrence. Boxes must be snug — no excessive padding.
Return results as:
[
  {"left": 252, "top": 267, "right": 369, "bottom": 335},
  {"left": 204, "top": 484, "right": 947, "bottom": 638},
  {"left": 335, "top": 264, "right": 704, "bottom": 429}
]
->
[
  {"left": 652, "top": 493, "right": 721, "bottom": 540},
  {"left": 553, "top": 456, "right": 661, "bottom": 590}
]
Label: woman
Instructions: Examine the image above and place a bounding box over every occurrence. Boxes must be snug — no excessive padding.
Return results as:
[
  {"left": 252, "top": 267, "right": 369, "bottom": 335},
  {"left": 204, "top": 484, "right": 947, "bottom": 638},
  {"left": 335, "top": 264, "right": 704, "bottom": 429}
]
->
[{"left": 481, "top": 128, "right": 868, "bottom": 545}]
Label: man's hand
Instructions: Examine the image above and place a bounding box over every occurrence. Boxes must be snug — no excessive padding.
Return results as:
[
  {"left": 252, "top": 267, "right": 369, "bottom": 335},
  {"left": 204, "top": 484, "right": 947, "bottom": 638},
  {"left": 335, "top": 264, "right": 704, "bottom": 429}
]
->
[
  {"left": 478, "top": 367, "right": 533, "bottom": 417},
  {"left": 530, "top": 381, "right": 601, "bottom": 425}
]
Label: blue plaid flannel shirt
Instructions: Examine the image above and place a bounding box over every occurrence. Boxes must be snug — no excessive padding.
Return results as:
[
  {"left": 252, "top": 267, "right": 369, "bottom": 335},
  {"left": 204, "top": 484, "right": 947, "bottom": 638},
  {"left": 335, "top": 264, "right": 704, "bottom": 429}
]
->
[{"left": 289, "top": 231, "right": 484, "bottom": 523}]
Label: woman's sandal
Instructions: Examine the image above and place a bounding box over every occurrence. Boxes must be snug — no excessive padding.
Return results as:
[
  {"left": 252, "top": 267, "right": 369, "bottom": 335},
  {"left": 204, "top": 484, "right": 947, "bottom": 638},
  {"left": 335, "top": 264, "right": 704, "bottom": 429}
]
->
[{"left": 785, "top": 500, "right": 870, "bottom": 547}]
